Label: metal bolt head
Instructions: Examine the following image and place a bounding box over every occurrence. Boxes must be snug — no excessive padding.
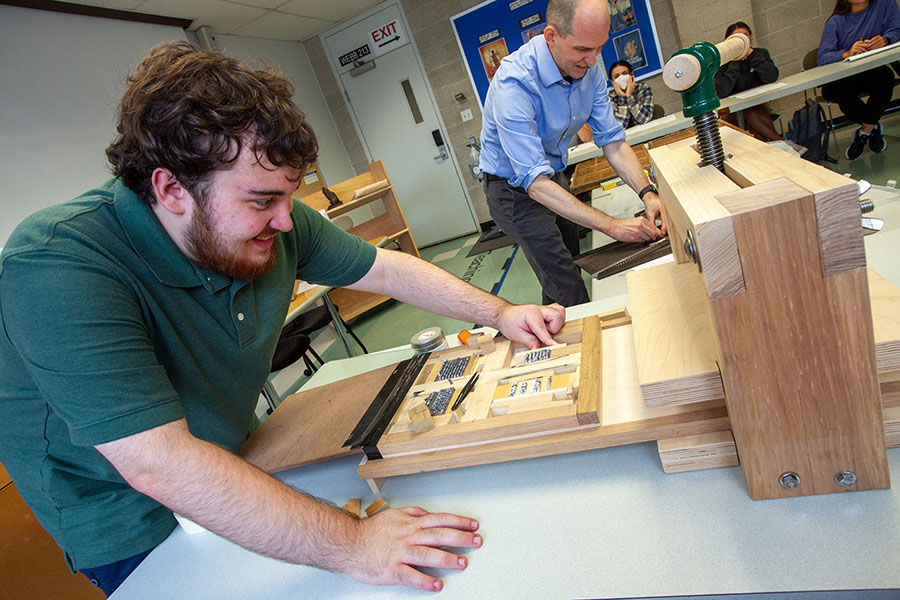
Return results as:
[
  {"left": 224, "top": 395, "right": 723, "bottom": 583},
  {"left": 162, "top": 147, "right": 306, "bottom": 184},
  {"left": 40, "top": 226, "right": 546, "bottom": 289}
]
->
[
  {"left": 779, "top": 472, "right": 800, "bottom": 489},
  {"left": 675, "top": 70, "right": 683, "bottom": 78},
  {"left": 834, "top": 470, "right": 857, "bottom": 488}
]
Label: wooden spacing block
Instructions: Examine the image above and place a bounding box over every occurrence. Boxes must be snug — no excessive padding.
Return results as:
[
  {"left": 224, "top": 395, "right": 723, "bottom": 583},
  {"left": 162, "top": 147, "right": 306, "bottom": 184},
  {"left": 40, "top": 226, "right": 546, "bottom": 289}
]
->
[
  {"left": 341, "top": 498, "right": 361, "bottom": 519},
  {"left": 365, "top": 498, "right": 390, "bottom": 517},
  {"left": 657, "top": 431, "right": 739, "bottom": 473},
  {"left": 477, "top": 335, "right": 495, "bottom": 354},
  {"left": 409, "top": 401, "right": 434, "bottom": 434}
]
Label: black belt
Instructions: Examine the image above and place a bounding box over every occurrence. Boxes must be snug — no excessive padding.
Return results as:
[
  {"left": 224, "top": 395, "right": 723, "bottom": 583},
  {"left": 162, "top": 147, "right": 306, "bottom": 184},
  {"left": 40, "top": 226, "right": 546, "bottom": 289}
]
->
[{"left": 483, "top": 172, "right": 507, "bottom": 183}]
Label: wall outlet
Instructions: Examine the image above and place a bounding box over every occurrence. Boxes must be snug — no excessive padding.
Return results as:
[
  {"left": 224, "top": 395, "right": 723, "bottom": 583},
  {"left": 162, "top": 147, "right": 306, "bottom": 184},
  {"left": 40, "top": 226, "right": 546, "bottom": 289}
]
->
[{"left": 460, "top": 109, "right": 473, "bottom": 122}]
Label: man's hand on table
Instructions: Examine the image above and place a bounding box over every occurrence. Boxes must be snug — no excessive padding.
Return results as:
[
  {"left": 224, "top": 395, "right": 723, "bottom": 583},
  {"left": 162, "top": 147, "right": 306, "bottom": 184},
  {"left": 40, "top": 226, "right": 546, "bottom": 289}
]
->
[
  {"left": 495, "top": 303, "right": 566, "bottom": 349},
  {"left": 348, "top": 506, "right": 482, "bottom": 591}
]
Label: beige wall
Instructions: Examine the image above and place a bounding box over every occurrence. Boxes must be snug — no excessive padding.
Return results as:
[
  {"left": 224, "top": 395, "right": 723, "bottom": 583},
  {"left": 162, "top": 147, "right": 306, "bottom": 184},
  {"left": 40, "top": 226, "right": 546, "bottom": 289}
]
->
[{"left": 304, "top": 0, "right": 839, "bottom": 227}]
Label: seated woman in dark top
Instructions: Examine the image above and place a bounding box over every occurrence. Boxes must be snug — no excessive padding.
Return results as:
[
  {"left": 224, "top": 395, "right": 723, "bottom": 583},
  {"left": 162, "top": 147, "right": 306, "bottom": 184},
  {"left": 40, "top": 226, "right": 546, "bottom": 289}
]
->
[
  {"left": 714, "top": 21, "right": 783, "bottom": 142},
  {"left": 817, "top": 0, "right": 899, "bottom": 160}
]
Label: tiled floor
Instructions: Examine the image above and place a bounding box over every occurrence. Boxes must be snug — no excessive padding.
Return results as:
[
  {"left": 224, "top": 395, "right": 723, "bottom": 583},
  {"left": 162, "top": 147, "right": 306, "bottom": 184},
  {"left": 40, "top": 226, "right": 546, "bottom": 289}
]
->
[{"left": 268, "top": 112, "right": 900, "bottom": 405}]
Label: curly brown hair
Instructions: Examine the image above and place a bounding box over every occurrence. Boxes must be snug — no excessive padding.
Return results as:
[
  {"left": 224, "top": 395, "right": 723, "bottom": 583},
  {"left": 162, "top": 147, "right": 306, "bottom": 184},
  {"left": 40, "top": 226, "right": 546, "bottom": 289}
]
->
[{"left": 106, "top": 41, "right": 318, "bottom": 204}]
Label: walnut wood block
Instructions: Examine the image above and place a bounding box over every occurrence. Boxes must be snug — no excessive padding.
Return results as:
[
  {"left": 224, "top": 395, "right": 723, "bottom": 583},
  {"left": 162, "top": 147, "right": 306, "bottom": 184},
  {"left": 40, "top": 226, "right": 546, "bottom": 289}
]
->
[
  {"left": 657, "top": 430, "right": 739, "bottom": 473},
  {"left": 627, "top": 262, "right": 724, "bottom": 408},
  {"left": 708, "top": 183, "right": 888, "bottom": 499},
  {"left": 648, "top": 141, "right": 745, "bottom": 299},
  {"left": 719, "top": 127, "right": 864, "bottom": 277},
  {"left": 576, "top": 315, "right": 602, "bottom": 425},
  {"left": 358, "top": 325, "right": 730, "bottom": 479}
]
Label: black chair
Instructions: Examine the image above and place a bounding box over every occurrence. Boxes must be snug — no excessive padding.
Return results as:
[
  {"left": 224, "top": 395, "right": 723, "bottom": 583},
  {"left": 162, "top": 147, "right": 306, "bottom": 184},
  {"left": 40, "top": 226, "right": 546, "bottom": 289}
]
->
[
  {"left": 651, "top": 103, "right": 665, "bottom": 120},
  {"left": 261, "top": 323, "right": 324, "bottom": 413},
  {"left": 292, "top": 302, "right": 368, "bottom": 354}
]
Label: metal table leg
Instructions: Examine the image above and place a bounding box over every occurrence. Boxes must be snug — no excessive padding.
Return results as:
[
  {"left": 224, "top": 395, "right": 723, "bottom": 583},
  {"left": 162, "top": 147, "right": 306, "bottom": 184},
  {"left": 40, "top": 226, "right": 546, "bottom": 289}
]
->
[{"left": 323, "top": 292, "right": 355, "bottom": 357}]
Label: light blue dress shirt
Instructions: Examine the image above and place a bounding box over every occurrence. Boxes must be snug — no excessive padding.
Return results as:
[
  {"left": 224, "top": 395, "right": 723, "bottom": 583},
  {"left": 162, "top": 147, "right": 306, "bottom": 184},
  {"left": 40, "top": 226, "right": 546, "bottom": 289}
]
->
[{"left": 479, "top": 34, "right": 625, "bottom": 190}]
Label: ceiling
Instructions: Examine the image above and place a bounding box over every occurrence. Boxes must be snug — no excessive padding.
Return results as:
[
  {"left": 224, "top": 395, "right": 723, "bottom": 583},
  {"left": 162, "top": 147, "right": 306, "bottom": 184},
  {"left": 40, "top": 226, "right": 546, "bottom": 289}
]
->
[{"left": 46, "top": 0, "right": 385, "bottom": 42}]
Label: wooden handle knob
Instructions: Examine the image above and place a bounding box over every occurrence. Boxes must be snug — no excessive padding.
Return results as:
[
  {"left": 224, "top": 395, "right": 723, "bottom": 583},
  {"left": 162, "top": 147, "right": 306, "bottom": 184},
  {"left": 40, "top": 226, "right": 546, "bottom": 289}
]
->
[
  {"left": 715, "top": 33, "right": 750, "bottom": 66},
  {"left": 663, "top": 53, "right": 702, "bottom": 91}
]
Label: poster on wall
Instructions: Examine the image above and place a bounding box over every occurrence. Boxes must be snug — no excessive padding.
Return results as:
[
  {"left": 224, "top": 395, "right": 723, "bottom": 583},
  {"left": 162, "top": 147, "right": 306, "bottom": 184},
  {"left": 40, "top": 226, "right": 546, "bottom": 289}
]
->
[{"left": 451, "top": 0, "right": 664, "bottom": 107}]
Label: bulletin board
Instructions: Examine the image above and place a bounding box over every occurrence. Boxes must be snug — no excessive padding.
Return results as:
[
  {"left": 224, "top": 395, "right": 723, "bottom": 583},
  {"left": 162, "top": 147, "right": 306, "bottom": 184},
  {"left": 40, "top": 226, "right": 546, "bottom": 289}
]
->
[{"left": 451, "top": 0, "right": 664, "bottom": 107}]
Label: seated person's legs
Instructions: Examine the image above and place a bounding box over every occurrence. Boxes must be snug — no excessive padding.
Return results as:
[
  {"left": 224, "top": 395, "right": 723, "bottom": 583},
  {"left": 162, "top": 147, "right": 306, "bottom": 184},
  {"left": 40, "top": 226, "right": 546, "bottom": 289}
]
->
[
  {"left": 822, "top": 66, "right": 895, "bottom": 158},
  {"left": 742, "top": 103, "right": 783, "bottom": 142}
]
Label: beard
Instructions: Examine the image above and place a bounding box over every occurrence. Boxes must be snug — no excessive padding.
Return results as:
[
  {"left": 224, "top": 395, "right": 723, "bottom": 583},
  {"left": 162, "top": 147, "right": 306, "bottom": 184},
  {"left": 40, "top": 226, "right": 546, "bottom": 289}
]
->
[{"left": 184, "top": 201, "right": 278, "bottom": 280}]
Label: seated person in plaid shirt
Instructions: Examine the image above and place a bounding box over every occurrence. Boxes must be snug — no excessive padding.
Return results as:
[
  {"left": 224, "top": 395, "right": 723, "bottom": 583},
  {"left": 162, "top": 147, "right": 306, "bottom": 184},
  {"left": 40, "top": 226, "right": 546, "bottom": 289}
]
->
[{"left": 606, "top": 60, "right": 654, "bottom": 129}]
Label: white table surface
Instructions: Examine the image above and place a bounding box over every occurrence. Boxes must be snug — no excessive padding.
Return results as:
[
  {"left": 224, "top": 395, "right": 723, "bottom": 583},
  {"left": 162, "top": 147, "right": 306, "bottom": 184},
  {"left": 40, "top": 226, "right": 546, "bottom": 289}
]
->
[{"left": 111, "top": 248, "right": 900, "bottom": 600}]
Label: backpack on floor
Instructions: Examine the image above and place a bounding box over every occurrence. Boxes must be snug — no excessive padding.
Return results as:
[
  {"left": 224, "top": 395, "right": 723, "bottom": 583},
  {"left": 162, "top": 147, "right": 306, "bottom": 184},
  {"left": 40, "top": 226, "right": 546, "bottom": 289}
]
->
[{"left": 786, "top": 99, "right": 830, "bottom": 162}]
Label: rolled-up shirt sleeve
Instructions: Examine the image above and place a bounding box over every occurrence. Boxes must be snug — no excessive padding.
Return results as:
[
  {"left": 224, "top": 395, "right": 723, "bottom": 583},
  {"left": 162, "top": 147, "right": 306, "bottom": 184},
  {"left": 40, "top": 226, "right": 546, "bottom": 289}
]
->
[
  {"left": 588, "top": 81, "right": 627, "bottom": 148},
  {"left": 490, "top": 76, "right": 555, "bottom": 190}
]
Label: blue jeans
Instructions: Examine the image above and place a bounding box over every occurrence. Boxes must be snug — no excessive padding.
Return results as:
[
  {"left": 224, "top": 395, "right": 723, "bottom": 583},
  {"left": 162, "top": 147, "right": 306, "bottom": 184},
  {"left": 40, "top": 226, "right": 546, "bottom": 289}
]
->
[{"left": 79, "top": 548, "right": 154, "bottom": 597}]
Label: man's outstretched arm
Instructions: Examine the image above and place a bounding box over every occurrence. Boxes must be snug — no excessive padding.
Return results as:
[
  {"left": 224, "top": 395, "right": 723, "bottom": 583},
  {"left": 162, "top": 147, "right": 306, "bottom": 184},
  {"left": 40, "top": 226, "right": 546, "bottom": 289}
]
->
[
  {"left": 348, "top": 247, "right": 566, "bottom": 349},
  {"left": 96, "top": 419, "right": 482, "bottom": 592}
]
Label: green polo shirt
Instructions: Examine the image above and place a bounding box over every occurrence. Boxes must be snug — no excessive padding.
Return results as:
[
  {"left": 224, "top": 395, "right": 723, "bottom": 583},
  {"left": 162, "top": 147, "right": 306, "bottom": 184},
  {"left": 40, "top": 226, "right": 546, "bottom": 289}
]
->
[{"left": 0, "top": 178, "right": 376, "bottom": 570}]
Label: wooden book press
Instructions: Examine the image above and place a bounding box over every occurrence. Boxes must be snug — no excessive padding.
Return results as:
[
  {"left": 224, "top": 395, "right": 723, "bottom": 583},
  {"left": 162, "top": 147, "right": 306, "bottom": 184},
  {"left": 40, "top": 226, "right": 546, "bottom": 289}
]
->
[{"left": 242, "top": 126, "right": 899, "bottom": 501}]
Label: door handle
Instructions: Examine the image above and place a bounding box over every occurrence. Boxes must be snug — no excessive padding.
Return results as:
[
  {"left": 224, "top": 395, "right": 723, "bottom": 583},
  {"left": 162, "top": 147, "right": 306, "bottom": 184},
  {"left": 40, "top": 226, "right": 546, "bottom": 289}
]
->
[{"left": 432, "top": 129, "right": 448, "bottom": 162}]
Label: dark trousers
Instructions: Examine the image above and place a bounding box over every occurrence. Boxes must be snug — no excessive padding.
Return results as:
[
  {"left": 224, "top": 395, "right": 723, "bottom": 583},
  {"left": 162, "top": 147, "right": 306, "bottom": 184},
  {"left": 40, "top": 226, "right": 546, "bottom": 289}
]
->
[
  {"left": 821, "top": 65, "right": 895, "bottom": 126},
  {"left": 483, "top": 172, "right": 589, "bottom": 307},
  {"left": 79, "top": 547, "right": 153, "bottom": 597}
]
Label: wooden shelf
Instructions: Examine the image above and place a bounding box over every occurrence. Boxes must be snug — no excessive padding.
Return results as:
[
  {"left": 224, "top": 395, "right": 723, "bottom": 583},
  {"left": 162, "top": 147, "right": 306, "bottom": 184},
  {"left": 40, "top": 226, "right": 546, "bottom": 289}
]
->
[{"left": 297, "top": 161, "right": 418, "bottom": 322}]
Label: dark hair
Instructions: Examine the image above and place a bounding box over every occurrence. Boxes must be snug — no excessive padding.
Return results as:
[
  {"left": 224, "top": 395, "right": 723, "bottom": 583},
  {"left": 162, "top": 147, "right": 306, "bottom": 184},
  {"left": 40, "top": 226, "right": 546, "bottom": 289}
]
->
[
  {"left": 725, "top": 21, "right": 752, "bottom": 38},
  {"left": 608, "top": 60, "right": 633, "bottom": 78},
  {"left": 547, "top": 0, "right": 578, "bottom": 37},
  {"left": 106, "top": 41, "right": 318, "bottom": 205},
  {"left": 832, "top": 0, "right": 874, "bottom": 15}
]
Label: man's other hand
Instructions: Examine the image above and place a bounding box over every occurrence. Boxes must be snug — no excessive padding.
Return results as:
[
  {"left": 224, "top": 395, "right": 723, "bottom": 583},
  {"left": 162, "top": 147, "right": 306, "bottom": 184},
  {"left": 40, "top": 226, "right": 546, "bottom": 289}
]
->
[
  {"left": 349, "top": 506, "right": 482, "bottom": 591},
  {"left": 609, "top": 216, "right": 662, "bottom": 243},
  {"left": 496, "top": 303, "right": 566, "bottom": 349},
  {"left": 642, "top": 194, "right": 667, "bottom": 234}
]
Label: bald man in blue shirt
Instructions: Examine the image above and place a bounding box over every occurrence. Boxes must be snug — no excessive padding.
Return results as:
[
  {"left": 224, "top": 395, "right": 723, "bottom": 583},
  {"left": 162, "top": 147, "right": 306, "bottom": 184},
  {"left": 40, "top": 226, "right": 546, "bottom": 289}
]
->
[{"left": 479, "top": 0, "right": 665, "bottom": 306}]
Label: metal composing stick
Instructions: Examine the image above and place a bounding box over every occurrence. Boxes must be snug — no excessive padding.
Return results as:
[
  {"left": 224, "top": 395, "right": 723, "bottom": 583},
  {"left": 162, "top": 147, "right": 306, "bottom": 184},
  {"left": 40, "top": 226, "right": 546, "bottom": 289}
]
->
[{"left": 592, "top": 237, "right": 671, "bottom": 279}]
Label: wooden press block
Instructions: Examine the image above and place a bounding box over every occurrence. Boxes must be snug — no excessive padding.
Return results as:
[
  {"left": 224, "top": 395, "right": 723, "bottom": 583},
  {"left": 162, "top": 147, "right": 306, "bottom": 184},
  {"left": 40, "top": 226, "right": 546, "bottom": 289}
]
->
[
  {"left": 657, "top": 431, "right": 738, "bottom": 473},
  {"left": 627, "top": 262, "right": 724, "bottom": 408},
  {"left": 341, "top": 498, "right": 361, "bottom": 519},
  {"left": 714, "top": 183, "right": 885, "bottom": 497},
  {"left": 365, "top": 498, "right": 390, "bottom": 517},
  {"left": 649, "top": 141, "right": 744, "bottom": 299}
]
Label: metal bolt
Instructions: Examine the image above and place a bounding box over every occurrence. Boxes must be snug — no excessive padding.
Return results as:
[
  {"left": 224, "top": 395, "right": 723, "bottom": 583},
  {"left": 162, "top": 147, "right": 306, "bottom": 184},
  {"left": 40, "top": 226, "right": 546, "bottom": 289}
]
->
[
  {"left": 779, "top": 472, "right": 800, "bottom": 489},
  {"left": 675, "top": 70, "right": 683, "bottom": 78},
  {"left": 834, "top": 470, "right": 857, "bottom": 488},
  {"left": 683, "top": 229, "right": 697, "bottom": 264}
]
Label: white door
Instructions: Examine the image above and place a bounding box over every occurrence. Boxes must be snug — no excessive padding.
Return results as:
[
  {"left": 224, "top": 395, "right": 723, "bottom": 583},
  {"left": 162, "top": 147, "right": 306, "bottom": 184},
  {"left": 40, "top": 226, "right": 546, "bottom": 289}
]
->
[{"left": 324, "top": 5, "right": 477, "bottom": 247}]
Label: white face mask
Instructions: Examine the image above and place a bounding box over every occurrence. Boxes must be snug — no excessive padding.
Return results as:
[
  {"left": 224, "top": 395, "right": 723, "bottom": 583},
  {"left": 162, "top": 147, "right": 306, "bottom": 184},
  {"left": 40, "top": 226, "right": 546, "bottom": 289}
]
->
[{"left": 614, "top": 74, "right": 631, "bottom": 89}]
